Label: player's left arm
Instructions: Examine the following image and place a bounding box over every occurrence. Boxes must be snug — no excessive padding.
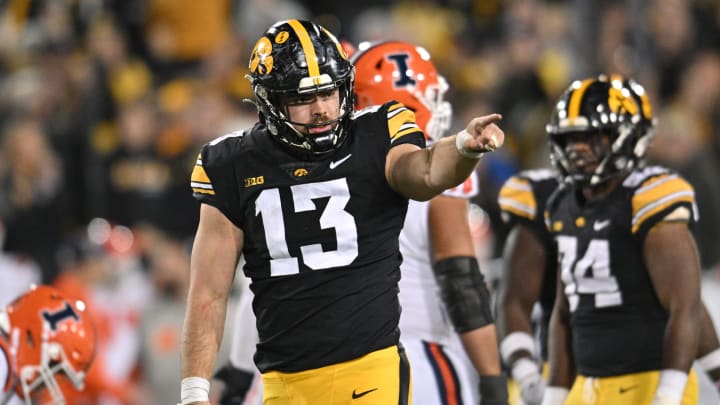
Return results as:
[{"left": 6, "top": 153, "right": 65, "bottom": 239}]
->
[
  {"left": 644, "top": 221, "right": 701, "bottom": 402},
  {"left": 428, "top": 194, "right": 508, "bottom": 404},
  {"left": 387, "top": 114, "right": 504, "bottom": 201}
]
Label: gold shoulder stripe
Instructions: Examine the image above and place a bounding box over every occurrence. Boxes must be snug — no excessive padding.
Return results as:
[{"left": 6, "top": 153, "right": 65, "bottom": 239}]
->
[
  {"left": 631, "top": 174, "right": 694, "bottom": 233},
  {"left": 190, "top": 155, "right": 215, "bottom": 195},
  {"left": 498, "top": 177, "right": 537, "bottom": 220},
  {"left": 387, "top": 104, "right": 420, "bottom": 140},
  {"left": 288, "top": 20, "right": 319, "bottom": 77}
]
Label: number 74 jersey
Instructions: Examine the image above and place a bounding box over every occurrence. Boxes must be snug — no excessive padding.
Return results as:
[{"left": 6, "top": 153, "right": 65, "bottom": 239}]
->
[{"left": 544, "top": 165, "right": 698, "bottom": 377}]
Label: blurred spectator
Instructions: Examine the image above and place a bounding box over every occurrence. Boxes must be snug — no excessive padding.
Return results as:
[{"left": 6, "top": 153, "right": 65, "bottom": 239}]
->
[
  {"left": 143, "top": 0, "right": 234, "bottom": 78},
  {"left": 648, "top": 51, "right": 720, "bottom": 271},
  {"left": 0, "top": 116, "right": 67, "bottom": 282},
  {"left": 86, "top": 96, "right": 198, "bottom": 238}
]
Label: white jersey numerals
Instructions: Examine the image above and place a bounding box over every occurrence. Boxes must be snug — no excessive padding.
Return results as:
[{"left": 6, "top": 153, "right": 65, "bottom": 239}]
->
[
  {"left": 556, "top": 236, "right": 622, "bottom": 311},
  {"left": 255, "top": 179, "right": 359, "bottom": 276}
]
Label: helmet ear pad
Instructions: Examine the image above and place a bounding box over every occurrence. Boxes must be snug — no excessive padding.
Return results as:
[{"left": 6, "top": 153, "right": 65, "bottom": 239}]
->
[{"left": 248, "top": 19, "right": 355, "bottom": 159}]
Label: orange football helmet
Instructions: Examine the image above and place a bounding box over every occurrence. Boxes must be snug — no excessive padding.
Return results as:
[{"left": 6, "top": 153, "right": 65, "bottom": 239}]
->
[
  {"left": 351, "top": 40, "right": 452, "bottom": 141},
  {"left": 0, "top": 285, "right": 96, "bottom": 404}
]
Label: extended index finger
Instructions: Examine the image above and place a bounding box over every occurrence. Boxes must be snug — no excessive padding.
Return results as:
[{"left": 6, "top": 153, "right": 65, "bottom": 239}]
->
[{"left": 472, "top": 113, "right": 503, "bottom": 132}]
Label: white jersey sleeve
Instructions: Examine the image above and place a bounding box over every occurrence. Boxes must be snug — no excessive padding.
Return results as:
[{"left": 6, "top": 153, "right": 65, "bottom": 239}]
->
[{"left": 228, "top": 279, "right": 260, "bottom": 372}]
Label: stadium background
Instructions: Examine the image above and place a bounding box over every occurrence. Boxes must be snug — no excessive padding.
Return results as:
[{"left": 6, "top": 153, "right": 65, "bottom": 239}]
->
[{"left": 0, "top": 0, "right": 718, "bottom": 403}]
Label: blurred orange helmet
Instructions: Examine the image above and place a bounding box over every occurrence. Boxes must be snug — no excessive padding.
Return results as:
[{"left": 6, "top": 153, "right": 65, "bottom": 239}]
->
[
  {"left": 1, "top": 285, "right": 96, "bottom": 404},
  {"left": 351, "top": 40, "right": 452, "bottom": 141}
]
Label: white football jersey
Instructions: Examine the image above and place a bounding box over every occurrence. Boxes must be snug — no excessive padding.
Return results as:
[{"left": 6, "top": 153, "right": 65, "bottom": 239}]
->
[{"left": 398, "top": 172, "right": 479, "bottom": 343}]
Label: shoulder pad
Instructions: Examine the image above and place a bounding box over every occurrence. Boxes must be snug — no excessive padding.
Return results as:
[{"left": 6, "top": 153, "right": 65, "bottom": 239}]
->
[
  {"left": 385, "top": 101, "right": 422, "bottom": 143},
  {"left": 190, "top": 130, "right": 247, "bottom": 196},
  {"left": 631, "top": 169, "right": 697, "bottom": 233},
  {"left": 498, "top": 175, "right": 538, "bottom": 221},
  {"left": 622, "top": 165, "right": 670, "bottom": 188}
]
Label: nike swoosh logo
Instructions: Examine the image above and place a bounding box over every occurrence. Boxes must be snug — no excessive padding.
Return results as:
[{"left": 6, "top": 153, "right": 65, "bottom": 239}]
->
[
  {"left": 329, "top": 154, "right": 352, "bottom": 169},
  {"left": 593, "top": 219, "right": 610, "bottom": 231},
  {"left": 352, "top": 388, "right": 378, "bottom": 399},
  {"left": 619, "top": 385, "right": 638, "bottom": 394}
]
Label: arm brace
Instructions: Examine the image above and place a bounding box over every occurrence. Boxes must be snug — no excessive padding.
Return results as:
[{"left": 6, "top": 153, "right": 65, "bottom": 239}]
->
[{"left": 433, "top": 256, "right": 494, "bottom": 333}]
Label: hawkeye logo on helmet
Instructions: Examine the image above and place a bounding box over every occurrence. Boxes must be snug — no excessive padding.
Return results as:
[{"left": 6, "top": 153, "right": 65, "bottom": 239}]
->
[
  {"left": 608, "top": 87, "right": 639, "bottom": 115},
  {"left": 250, "top": 37, "right": 274, "bottom": 75}
]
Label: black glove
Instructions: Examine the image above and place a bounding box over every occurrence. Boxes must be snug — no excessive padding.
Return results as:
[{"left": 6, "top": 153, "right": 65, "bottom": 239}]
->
[
  {"left": 213, "top": 363, "right": 256, "bottom": 405},
  {"left": 479, "top": 374, "right": 509, "bottom": 405}
]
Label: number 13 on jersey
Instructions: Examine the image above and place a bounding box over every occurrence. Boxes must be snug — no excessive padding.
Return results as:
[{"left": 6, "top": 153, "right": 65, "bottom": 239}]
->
[{"left": 255, "top": 178, "right": 359, "bottom": 276}]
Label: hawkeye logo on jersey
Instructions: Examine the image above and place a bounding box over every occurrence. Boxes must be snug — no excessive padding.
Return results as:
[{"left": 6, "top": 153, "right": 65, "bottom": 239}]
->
[
  {"left": 244, "top": 176, "right": 265, "bottom": 187},
  {"left": 293, "top": 168, "right": 309, "bottom": 177}
]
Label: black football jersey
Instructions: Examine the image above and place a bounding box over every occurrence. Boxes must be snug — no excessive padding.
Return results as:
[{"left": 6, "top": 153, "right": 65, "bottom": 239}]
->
[
  {"left": 545, "top": 166, "right": 698, "bottom": 377},
  {"left": 498, "top": 168, "right": 560, "bottom": 361},
  {"left": 190, "top": 101, "right": 425, "bottom": 372}
]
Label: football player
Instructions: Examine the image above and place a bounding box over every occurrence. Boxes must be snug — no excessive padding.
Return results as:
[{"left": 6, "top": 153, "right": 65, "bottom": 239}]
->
[
  {"left": 213, "top": 40, "right": 509, "bottom": 405},
  {"left": 497, "top": 136, "right": 720, "bottom": 405},
  {"left": 0, "top": 284, "right": 96, "bottom": 405},
  {"left": 181, "top": 19, "right": 505, "bottom": 405},
  {"left": 540, "top": 75, "right": 702, "bottom": 405},
  {"left": 496, "top": 168, "right": 559, "bottom": 405}
]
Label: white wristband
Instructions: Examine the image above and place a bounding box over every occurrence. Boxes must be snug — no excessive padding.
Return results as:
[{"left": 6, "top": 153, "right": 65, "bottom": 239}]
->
[
  {"left": 697, "top": 348, "right": 720, "bottom": 373},
  {"left": 500, "top": 331, "right": 536, "bottom": 365},
  {"left": 511, "top": 357, "right": 540, "bottom": 381},
  {"left": 656, "top": 369, "right": 688, "bottom": 402},
  {"left": 540, "top": 386, "right": 569, "bottom": 405},
  {"left": 455, "top": 130, "right": 484, "bottom": 159},
  {"left": 181, "top": 376, "right": 210, "bottom": 404}
]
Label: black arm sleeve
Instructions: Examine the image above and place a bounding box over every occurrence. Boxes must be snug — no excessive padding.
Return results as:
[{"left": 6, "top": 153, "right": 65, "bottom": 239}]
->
[{"left": 433, "top": 256, "right": 494, "bottom": 333}]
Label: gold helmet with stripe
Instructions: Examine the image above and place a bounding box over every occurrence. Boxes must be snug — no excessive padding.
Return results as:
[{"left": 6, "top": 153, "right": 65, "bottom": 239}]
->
[
  {"left": 546, "top": 74, "right": 656, "bottom": 186},
  {"left": 248, "top": 19, "right": 354, "bottom": 158}
]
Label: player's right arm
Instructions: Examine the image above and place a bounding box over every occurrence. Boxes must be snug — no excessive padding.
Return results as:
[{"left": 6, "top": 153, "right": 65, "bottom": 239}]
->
[
  {"left": 386, "top": 114, "right": 504, "bottom": 201},
  {"left": 428, "top": 194, "right": 508, "bottom": 404},
  {"left": 181, "top": 203, "right": 243, "bottom": 405},
  {"left": 542, "top": 274, "right": 574, "bottom": 405},
  {"left": 498, "top": 224, "right": 546, "bottom": 405}
]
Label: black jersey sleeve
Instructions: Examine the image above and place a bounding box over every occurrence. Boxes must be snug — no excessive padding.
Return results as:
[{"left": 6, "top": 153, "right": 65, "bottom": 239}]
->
[
  {"left": 384, "top": 100, "right": 426, "bottom": 148},
  {"left": 189, "top": 130, "right": 246, "bottom": 227},
  {"left": 629, "top": 169, "right": 698, "bottom": 241},
  {"left": 498, "top": 170, "right": 558, "bottom": 240}
]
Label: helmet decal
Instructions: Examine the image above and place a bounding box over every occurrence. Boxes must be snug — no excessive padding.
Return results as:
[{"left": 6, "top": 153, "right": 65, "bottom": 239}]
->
[
  {"left": 386, "top": 53, "right": 416, "bottom": 87},
  {"left": 249, "top": 37, "right": 273, "bottom": 76},
  {"left": 42, "top": 303, "right": 79, "bottom": 331}
]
